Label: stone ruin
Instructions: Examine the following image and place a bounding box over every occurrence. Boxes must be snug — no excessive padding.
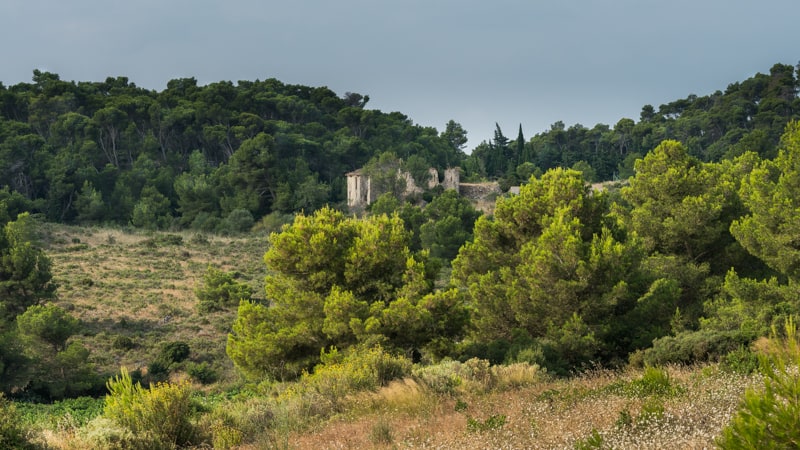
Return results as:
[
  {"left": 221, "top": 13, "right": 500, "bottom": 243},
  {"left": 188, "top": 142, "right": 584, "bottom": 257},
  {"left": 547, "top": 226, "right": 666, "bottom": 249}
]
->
[{"left": 347, "top": 167, "right": 461, "bottom": 210}]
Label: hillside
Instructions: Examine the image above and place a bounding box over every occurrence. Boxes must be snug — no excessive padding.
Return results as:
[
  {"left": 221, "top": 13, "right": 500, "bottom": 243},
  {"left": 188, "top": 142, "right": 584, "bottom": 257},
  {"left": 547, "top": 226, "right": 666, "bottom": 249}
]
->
[
  {"left": 44, "top": 224, "right": 268, "bottom": 382},
  {"left": 1, "top": 62, "right": 797, "bottom": 233},
  {"left": 1, "top": 221, "right": 784, "bottom": 449}
]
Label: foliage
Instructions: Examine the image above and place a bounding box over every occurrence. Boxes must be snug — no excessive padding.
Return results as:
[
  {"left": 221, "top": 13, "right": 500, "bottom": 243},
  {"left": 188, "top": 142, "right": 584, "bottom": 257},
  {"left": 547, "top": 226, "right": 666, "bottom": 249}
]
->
[
  {"left": 642, "top": 329, "right": 750, "bottom": 366},
  {"left": 195, "top": 265, "right": 253, "bottom": 312},
  {"left": 103, "top": 367, "right": 197, "bottom": 449},
  {"left": 720, "top": 346, "right": 760, "bottom": 374},
  {"left": 625, "top": 366, "right": 683, "bottom": 398},
  {"left": 288, "top": 345, "right": 412, "bottom": 407},
  {"left": 15, "top": 395, "right": 104, "bottom": 428},
  {"left": 717, "top": 318, "right": 800, "bottom": 449},
  {"left": 466, "top": 413, "right": 507, "bottom": 432},
  {"left": 0, "top": 72, "right": 467, "bottom": 227},
  {"left": 731, "top": 121, "right": 800, "bottom": 282},
  {"left": 0, "top": 393, "right": 39, "bottom": 450},
  {"left": 228, "top": 207, "right": 468, "bottom": 380},
  {"left": 8, "top": 302, "right": 100, "bottom": 399},
  {"left": 186, "top": 361, "right": 218, "bottom": 385},
  {"left": 159, "top": 341, "right": 190, "bottom": 364},
  {"left": 16, "top": 303, "right": 79, "bottom": 351},
  {"left": 574, "top": 428, "right": 608, "bottom": 450},
  {"left": 451, "top": 168, "right": 657, "bottom": 369},
  {"left": 0, "top": 212, "right": 55, "bottom": 320},
  {"left": 418, "top": 189, "right": 481, "bottom": 262}
]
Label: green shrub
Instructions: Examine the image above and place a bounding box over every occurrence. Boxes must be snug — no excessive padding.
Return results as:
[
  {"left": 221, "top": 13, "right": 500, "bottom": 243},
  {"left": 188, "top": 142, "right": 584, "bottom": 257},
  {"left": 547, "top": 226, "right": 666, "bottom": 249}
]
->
[
  {"left": 627, "top": 366, "right": 682, "bottom": 397},
  {"left": 195, "top": 265, "right": 253, "bottom": 312},
  {"left": 637, "top": 398, "right": 665, "bottom": 425},
  {"left": 720, "top": 345, "right": 760, "bottom": 374},
  {"left": 615, "top": 409, "right": 633, "bottom": 428},
  {"left": 217, "top": 208, "right": 255, "bottom": 235},
  {"left": 252, "top": 211, "right": 295, "bottom": 235},
  {"left": 412, "top": 360, "right": 463, "bottom": 395},
  {"left": 642, "top": 329, "right": 750, "bottom": 366},
  {"left": 466, "top": 413, "right": 506, "bottom": 432},
  {"left": 103, "top": 368, "right": 198, "bottom": 449},
  {"left": 159, "top": 341, "right": 190, "bottom": 364},
  {"left": 147, "top": 359, "right": 170, "bottom": 382},
  {"left": 186, "top": 361, "right": 218, "bottom": 385},
  {"left": 17, "top": 396, "right": 105, "bottom": 428},
  {"left": 717, "top": 318, "right": 800, "bottom": 449},
  {"left": 292, "top": 346, "right": 412, "bottom": 405},
  {"left": 112, "top": 335, "right": 135, "bottom": 350},
  {"left": 0, "top": 394, "right": 38, "bottom": 450},
  {"left": 574, "top": 428, "right": 608, "bottom": 449},
  {"left": 141, "top": 233, "right": 184, "bottom": 247}
]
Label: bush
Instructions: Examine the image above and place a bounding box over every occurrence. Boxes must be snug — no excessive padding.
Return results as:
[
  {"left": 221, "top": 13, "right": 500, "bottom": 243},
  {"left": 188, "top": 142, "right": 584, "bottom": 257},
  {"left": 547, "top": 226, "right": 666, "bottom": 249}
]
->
[
  {"left": 466, "top": 413, "right": 507, "bottom": 432},
  {"left": 717, "top": 318, "right": 800, "bottom": 449},
  {"left": 252, "top": 211, "right": 295, "bottom": 235},
  {"left": 642, "top": 329, "right": 750, "bottom": 366},
  {"left": 112, "top": 335, "right": 135, "bottom": 351},
  {"left": 159, "top": 341, "right": 190, "bottom": 364},
  {"left": 80, "top": 416, "right": 137, "bottom": 449},
  {"left": 141, "top": 233, "right": 184, "bottom": 247},
  {"left": 292, "top": 346, "right": 412, "bottom": 406},
  {"left": 720, "top": 345, "right": 760, "bottom": 374},
  {"left": 218, "top": 208, "right": 255, "bottom": 235},
  {"left": 195, "top": 265, "right": 253, "bottom": 313},
  {"left": 103, "top": 368, "right": 198, "bottom": 449},
  {"left": 412, "top": 360, "right": 463, "bottom": 395},
  {"left": 412, "top": 358, "right": 537, "bottom": 395},
  {"left": 186, "top": 361, "right": 218, "bottom": 385},
  {"left": 0, "top": 394, "right": 38, "bottom": 449},
  {"left": 626, "top": 366, "right": 682, "bottom": 398}
]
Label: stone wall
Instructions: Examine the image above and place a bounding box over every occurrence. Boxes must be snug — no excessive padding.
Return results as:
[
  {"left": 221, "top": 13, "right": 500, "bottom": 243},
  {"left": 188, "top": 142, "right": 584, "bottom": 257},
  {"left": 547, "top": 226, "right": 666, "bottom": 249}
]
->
[
  {"left": 347, "top": 166, "right": 461, "bottom": 210},
  {"left": 443, "top": 167, "right": 460, "bottom": 191},
  {"left": 346, "top": 170, "right": 374, "bottom": 209},
  {"left": 458, "top": 182, "right": 501, "bottom": 200}
]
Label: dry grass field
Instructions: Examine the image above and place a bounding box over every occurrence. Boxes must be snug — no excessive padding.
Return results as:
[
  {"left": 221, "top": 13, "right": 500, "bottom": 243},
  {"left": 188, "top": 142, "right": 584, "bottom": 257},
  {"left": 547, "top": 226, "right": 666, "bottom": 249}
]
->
[
  {"left": 43, "top": 224, "right": 269, "bottom": 381},
  {"left": 283, "top": 365, "right": 755, "bottom": 449}
]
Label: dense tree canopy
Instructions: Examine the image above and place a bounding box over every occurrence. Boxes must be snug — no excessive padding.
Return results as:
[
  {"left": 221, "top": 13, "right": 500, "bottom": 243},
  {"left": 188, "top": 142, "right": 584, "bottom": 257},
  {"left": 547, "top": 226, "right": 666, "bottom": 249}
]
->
[
  {"left": 4, "top": 63, "right": 800, "bottom": 391},
  {"left": 0, "top": 72, "right": 468, "bottom": 230},
  {"left": 227, "top": 207, "right": 469, "bottom": 380}
]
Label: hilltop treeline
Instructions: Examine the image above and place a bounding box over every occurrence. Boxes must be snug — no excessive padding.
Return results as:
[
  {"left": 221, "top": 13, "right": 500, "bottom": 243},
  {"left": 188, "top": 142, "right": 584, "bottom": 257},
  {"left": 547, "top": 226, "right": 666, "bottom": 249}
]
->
[
  {"left": 468, "top": 62, "right": 800, "bottom": 184},
  {"left": 0, "top": 71, "right": 465, "bottom": 230},
  {"left": 1, "top": 63, "right": 799, "bottom": 230}
]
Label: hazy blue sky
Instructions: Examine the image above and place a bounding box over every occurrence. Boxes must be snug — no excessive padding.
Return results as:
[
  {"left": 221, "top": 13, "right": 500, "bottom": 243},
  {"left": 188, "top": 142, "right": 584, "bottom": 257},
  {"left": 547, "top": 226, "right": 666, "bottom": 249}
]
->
[{"left": 1, "top": 0, "right": 797, "bottom": 147}]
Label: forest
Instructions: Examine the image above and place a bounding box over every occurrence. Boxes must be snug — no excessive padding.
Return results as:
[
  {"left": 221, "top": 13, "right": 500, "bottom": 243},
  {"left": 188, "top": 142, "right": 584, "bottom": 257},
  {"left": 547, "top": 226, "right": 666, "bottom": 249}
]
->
[
  {"left": 1, "top": 62, "right": 800, "bottom": 448},
  {"left": 0, "top": 63, "right": 798, "bottom": 228}
]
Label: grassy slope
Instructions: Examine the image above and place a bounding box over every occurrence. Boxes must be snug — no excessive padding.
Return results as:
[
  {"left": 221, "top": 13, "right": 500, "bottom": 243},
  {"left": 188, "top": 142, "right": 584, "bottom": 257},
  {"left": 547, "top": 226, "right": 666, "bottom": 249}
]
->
[
  {"left": 36, "top": 224, "right": 754, "bottom": 449},
  {"left": 44, "top": 223, "right": 268, "bottom": 383}
]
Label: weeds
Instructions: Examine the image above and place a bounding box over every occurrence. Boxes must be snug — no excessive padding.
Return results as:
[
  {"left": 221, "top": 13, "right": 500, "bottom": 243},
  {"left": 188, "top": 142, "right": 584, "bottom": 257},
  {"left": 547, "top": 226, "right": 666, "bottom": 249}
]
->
[
  {"left": 466, "top": 413, "right": 507, "bottom": 432},
  {"left": 369, "top": 418, "right": 394, "bottom": 445}
]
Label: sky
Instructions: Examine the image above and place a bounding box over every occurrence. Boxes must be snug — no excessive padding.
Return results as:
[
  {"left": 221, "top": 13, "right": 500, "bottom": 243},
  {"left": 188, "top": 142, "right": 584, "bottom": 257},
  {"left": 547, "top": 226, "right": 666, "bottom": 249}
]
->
[{"left": 0, "top": 0, "right": 797, "bottom": 149}]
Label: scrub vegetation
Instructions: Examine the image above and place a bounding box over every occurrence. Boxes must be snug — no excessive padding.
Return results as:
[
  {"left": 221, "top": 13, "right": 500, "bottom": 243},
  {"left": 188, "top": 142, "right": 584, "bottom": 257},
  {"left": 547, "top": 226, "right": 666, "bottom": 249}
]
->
[{"left": 2, "top": 62, "right": 800, "bottom": 448}]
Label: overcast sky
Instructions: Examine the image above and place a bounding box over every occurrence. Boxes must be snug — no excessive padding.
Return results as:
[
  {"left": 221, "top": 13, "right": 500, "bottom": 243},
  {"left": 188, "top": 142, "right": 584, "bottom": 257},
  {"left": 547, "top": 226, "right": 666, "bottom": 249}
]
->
[{"left": 1, "top": 0, "right": 797, "bottom": 148}]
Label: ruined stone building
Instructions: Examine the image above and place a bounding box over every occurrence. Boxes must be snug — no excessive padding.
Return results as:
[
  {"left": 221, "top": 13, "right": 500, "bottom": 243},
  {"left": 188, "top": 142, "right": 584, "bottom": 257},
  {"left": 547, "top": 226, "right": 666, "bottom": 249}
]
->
[{"left": 346, "top": 167, "right": 461, "bottom": 210}]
